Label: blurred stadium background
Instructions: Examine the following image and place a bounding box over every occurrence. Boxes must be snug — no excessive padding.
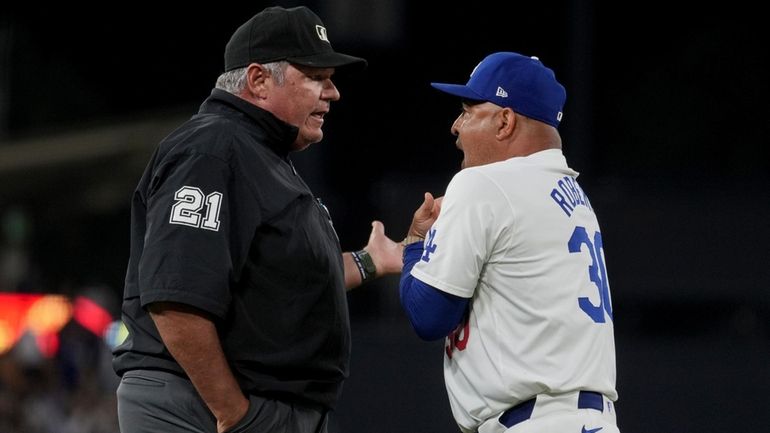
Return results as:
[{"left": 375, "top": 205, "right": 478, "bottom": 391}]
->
[{"left": 1, "top": 2, "right": 768, "bottom": 432}]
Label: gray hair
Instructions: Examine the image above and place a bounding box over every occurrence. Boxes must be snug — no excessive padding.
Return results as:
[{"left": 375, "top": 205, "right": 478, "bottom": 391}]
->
[{"left": 214, "top": 61, "right": 288, "bottom": 94}]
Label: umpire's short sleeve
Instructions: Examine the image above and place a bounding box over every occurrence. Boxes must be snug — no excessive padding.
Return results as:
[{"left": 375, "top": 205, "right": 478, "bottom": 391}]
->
[{"left": 138, "top": 152, "right": 259, "bottom": 319}]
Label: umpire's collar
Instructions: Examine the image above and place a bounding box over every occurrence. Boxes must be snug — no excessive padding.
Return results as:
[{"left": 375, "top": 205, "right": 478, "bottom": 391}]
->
[{"left": 200, "top": 88, "right": 299, "bottom": 157}]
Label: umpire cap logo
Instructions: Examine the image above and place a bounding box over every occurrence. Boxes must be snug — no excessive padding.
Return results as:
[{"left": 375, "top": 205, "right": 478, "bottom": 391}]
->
[{"left": 315, "top": 25, "right": 329, "bottom": 42}]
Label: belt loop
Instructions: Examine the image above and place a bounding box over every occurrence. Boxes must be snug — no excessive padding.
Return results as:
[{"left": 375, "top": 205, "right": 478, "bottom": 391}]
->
[
  {"left": 577, "top": 391, "right": 604, "bottom": 412},
  {"left": 498, "top": 398, "right": 536, "bottom": 429}
]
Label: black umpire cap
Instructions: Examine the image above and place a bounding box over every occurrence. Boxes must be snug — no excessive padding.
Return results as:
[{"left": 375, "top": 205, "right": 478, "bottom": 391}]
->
[{"left": 224, "top": 6, "right": 367, "bottom": 72}]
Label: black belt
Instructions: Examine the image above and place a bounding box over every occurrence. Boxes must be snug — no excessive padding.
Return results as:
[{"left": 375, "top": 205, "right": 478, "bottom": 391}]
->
[{"left": 499, "top": 390, "right": 604, "bottom": 429}]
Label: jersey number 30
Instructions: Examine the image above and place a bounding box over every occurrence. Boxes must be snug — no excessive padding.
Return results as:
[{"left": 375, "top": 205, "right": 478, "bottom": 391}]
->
[
  {"left": 569, "top": 226, "right": 612, "bottom": 323},
  {"left": 169, "top": 186, "right": 223, "bottom": 231}
]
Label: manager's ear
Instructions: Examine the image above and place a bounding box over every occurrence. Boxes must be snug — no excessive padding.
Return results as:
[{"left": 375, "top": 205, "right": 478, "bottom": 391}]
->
[{"left": 496, "top": 107, "right": 516, "bottom": 140}]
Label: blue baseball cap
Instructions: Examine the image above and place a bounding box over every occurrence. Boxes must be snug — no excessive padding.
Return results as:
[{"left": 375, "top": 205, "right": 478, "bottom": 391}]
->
[{"left": 431, "top": 52, "right": 566, "bottom": 128}]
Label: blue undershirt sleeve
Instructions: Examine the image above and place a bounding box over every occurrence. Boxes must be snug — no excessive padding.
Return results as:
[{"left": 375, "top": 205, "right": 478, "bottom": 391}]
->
[{"left": 400, "top": 242, "right": 470, "bottom": 341}]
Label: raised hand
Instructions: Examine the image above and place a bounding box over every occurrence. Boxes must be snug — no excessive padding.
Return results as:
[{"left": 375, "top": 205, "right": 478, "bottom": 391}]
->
[{"left": 408, "top": 192, "right": 443, "bottom": 238}]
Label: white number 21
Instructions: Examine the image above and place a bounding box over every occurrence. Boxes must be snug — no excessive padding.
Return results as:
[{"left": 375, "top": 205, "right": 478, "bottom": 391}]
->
[{"left": 169, "top": 186, "right": 223, "bottom": 231}]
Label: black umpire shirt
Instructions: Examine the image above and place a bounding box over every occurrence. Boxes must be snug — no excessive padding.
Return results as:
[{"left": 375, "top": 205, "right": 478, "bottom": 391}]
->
[{"left": 112, "top": 89, "right": 350, "bottom": 410}]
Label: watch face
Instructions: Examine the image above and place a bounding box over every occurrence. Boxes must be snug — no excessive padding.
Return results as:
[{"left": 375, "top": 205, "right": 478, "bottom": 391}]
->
[{"left": 360, "top": 250, "right": 377, "bottom": 275}]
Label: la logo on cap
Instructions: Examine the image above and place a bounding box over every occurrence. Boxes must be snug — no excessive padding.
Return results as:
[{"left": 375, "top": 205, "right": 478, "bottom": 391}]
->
[{"left": 315, "top": 25, "right": 329, "bottom": 42}]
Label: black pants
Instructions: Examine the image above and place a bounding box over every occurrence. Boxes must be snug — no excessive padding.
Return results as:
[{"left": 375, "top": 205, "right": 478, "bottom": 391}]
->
[{"left": 117, "top": 370, "right": 328, "bottom": 433}]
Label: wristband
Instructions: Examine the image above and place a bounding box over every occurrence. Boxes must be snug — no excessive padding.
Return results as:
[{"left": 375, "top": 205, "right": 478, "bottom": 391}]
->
[
  {"left": 351, "top": 249, "right": 377, "bottom": 283},
  {"left": 401, "top": 235, "right": 425, "bottom": 246}
]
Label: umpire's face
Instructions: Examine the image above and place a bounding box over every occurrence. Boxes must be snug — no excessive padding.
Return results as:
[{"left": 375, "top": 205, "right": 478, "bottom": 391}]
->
[
  {"left": 451, "top": 101, "right": 513, "bottom": 169},
  {"left": 262, "top": 63, "right": 341, "bottom": 151}
]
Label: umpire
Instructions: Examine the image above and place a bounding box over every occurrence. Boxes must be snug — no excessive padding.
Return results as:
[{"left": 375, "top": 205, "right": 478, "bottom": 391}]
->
[{"left": 112, "top": 6, "right": 403, "bottom": 433}]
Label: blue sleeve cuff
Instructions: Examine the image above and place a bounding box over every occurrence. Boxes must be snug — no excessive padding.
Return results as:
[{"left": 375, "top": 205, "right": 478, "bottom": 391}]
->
[{"left": 400, "top": 242, "right": 469, "bottom": 341}]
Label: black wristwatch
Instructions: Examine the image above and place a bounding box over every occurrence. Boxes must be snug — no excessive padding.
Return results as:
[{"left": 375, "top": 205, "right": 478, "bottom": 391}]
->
[{"left": 352, "top": 249, "right": 377, "bottom": 283}]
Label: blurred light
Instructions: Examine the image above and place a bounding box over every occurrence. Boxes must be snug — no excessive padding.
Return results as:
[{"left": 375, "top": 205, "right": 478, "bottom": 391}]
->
[
  {"left": 25, "top": 295, "right": 72, "bottom": 334},
  {"left": 73, "top": 295, "right": 112, "bottom": 337},
  {"left": 0, "top": 293, "right": 115, "bottom": 356},
  {"left": 0, "top": 293, "right": 43, "bottom": 354},
  {"left": 0, "top": 319, "right": 12, "bottom": 353},
  {"left": 104, "top": 320, "right": 128, "bottom": 349},
  {"left": 35, "top": 331, "right": 59, "bottom": 358}
]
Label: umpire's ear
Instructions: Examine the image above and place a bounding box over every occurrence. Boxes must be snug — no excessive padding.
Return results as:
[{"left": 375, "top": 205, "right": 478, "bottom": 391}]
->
[{"left": 244, "top": 63, "right": 271, "bottom": 100}]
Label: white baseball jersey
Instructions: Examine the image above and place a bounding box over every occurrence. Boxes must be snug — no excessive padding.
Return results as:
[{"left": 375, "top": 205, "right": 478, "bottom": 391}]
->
[{"left": 410, "top": 149, "right": 617, "bottom": 432}]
